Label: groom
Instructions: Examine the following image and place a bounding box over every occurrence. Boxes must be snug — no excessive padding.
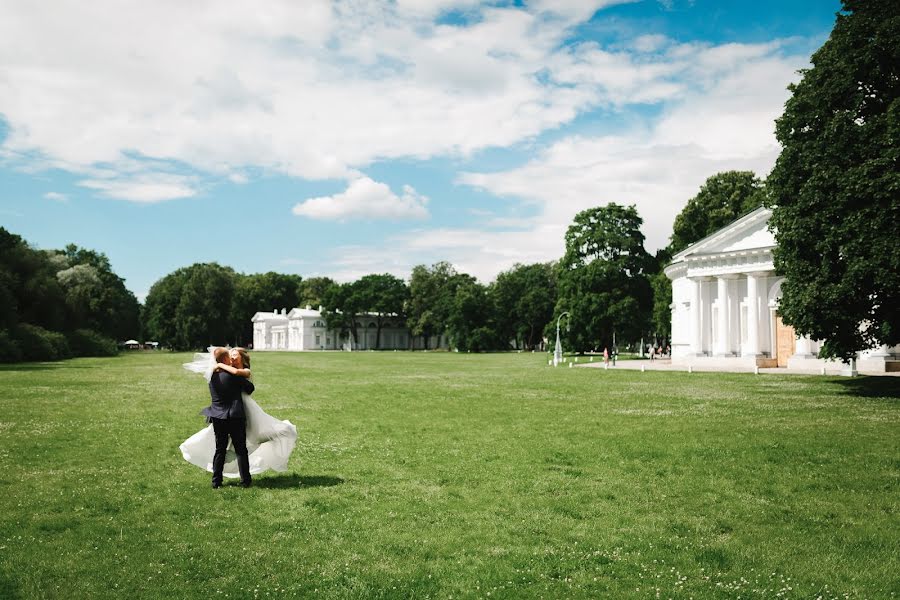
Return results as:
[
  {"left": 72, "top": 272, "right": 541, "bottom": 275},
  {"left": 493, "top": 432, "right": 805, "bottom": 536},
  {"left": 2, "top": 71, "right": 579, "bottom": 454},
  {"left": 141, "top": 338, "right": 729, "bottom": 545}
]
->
[{"left": 202, "top": 347, "right": 255, "bottom": 488}]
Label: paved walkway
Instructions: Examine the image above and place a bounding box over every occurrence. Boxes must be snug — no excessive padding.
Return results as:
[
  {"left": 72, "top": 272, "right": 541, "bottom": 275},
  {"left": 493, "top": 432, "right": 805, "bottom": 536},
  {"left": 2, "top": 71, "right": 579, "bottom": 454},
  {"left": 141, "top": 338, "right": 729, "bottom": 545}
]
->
[{"left": 571, "top": 358, "right": 900, "bottom": 377}]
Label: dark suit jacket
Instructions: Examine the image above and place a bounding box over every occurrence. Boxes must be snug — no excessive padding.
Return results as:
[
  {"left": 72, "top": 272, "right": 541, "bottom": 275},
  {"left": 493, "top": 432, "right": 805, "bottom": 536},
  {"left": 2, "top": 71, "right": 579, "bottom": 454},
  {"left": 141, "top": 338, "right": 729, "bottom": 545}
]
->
[{"left": 201, "top": 371, "right": 255, "bottom": 420}]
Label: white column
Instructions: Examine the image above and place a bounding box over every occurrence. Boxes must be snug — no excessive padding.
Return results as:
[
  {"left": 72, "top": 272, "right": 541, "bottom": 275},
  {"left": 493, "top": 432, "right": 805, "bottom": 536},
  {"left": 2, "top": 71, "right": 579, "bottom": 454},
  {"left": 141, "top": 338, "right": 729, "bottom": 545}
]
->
[
  {"left": 794, "top": 335, "right": 815, "bottom": 358},
  {"left": 744, "top": 273, "right": 761, "bottom": 357},
  {"left": 690, "top": 278, "right": 702, "bottom": 354},
  {"left": 715, "top": 276, "right": 732, "bottom": 356}
]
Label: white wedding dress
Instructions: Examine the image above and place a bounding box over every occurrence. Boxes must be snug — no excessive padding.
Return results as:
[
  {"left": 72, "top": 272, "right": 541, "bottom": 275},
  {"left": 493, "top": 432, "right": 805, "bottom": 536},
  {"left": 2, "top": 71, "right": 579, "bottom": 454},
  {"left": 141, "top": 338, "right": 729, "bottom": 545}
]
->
[{"left": 180, "top": 350, "right": 297, "bottom": 478}]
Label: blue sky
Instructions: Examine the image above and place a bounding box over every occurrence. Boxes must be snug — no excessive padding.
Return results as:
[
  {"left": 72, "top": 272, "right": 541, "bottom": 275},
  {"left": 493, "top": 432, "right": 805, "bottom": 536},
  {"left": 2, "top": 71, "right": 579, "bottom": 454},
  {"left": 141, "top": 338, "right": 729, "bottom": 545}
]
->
[{"left": 0, "top": 0, "right": 841, "bottom": 300}]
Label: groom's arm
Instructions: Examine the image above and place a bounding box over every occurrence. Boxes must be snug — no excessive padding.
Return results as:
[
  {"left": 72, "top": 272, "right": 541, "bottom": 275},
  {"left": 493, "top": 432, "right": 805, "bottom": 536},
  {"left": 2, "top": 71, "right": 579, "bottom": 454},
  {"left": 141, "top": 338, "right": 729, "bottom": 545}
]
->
[{"left": 236, "top": 375, "right": 255, "bottom": 395}]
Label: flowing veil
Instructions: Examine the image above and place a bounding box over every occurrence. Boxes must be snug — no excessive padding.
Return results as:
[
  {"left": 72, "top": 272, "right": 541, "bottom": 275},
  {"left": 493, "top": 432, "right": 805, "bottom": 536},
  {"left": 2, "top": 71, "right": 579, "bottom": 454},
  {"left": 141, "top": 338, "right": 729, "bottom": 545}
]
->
[{"left": 180, "top": 348, "right": 298, "bottom": 477}]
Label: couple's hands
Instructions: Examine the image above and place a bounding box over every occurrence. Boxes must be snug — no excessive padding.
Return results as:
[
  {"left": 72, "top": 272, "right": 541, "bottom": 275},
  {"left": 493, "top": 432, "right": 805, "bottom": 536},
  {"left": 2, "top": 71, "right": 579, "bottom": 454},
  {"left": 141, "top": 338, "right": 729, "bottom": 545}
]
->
[{"left": 215, "top": 362, "right": 238, "bottom": 374}]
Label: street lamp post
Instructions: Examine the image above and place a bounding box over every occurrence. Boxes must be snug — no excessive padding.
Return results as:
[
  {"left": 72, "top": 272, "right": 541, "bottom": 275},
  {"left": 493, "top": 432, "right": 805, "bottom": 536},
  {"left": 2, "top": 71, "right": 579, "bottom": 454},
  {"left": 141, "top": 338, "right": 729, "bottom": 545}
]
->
[{"left": 553, "top": 312, "right": 570, "bottom": 366}]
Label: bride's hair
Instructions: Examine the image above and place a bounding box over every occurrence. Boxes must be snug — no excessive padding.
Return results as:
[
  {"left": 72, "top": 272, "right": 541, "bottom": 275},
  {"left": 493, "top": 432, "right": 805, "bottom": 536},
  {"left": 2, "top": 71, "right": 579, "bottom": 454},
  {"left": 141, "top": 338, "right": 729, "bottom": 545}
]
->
[{"left": 236, "top": 348, "right": 250, "bottom": 369}]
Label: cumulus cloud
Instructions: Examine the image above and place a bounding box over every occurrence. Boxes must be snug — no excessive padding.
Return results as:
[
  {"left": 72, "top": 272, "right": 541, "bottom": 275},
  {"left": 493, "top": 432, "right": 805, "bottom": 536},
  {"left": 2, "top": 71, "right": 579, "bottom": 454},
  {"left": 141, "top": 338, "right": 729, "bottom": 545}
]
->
[
  {"left": 292, "top": 177, "right": 428, "bottom": 221},
  {"left": 458, "top": 42, "right": 807, "bottom": 256},
  {"left": 0, "top": 0, "right": 636, "bottom": 202}
]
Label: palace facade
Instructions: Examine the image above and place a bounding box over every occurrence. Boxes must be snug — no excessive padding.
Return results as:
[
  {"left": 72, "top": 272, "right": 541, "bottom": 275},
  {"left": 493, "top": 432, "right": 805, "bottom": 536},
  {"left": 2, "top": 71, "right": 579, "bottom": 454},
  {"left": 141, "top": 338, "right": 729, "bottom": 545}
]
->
[
  {"left": 251, "top": 306, "right": 448, "bottom": 351},
  {"left": 665, "top": 207, "right": 898, "bottom": 373}
]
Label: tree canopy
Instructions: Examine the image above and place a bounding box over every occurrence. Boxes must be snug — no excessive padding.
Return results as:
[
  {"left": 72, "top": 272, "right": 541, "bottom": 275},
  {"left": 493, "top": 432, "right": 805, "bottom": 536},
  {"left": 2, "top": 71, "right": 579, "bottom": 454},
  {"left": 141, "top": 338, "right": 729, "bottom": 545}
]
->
[
  {"left": 555, "top": 204, "right": 653, "bottom": 352},
  {"left": 0, "top": 229, "right": 134, "bottom": 362},
  {"left": 768, "top": 0, "right": 900, "bottom": 360},
  {"left": 669, "top": 171, "right": 767, "bottom": 255}
]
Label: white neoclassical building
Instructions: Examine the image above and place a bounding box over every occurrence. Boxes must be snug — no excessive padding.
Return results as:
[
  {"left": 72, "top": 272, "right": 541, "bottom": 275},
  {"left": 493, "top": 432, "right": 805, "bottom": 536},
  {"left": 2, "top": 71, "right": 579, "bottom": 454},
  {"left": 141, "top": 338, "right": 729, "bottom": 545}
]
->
[
  {"left": 665, "top": 207, "right": 898, "bottom": 373},
  {"left": 251, "top": 306, "right": 448, "bottom": 351}
]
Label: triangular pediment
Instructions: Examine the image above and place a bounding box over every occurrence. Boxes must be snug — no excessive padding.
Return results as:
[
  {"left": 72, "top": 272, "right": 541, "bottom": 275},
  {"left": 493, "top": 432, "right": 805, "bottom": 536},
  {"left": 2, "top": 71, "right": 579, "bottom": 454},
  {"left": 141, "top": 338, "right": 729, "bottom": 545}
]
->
[{"left": 673, "top": 206, "right": 773, "bottom": 260}]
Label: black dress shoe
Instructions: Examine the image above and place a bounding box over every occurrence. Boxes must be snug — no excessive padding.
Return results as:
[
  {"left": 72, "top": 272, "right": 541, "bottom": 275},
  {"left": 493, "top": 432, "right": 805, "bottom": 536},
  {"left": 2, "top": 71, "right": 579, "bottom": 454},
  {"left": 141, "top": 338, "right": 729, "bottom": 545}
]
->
[
  {"left": 240, "top": 481, "right": 252, "bottom": 488},
  {"left": 212, "top": 482, "right": 221, "bottom": 489}
]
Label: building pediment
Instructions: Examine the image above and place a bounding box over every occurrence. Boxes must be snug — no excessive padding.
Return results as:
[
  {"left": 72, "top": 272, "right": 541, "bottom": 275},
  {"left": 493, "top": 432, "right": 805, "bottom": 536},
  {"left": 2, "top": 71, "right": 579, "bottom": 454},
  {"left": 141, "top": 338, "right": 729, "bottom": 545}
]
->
[
  {"left": 673, "top": 206, "right": 773, "bottom": 260},
  {"left": 251, "top": 311, "right": 288, "bottom": 322}
]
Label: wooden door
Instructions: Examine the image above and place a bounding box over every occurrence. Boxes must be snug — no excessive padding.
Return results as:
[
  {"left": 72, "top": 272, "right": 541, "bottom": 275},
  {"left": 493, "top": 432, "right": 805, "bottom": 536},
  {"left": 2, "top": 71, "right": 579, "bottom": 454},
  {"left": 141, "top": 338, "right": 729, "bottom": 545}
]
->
[{"left": 775, "top": 315, "right": 795, "bottom": 367}]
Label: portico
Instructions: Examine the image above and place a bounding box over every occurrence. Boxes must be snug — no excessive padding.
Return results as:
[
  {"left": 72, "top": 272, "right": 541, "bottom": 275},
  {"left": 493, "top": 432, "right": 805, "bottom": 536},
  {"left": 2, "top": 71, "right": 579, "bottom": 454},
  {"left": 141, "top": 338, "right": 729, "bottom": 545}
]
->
[{"left": 665, "top": 207, "right": 899, "bottom": 373}]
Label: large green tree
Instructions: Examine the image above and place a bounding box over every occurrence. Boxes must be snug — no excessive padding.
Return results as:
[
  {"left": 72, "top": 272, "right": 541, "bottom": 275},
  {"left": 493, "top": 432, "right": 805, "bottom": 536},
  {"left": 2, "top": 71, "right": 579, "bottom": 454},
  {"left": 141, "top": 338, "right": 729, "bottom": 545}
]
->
[
  {"left": 768, "top": 0, "right": 899, "bottom": 360},
  {"left": 352, "top": 273, "right": 408, "bottom": 349},
  {"left": 297, "top": 276, "right": 335, "bottom": 309},
  {"left": 231, "top": 272, "right": 302, "bottom": 346},
  {"left": 143, "top": 263, "right": 238, "bottom": 350},
  {"left": 446, "top": 275, "right": 500, "bottom": 352},
  {"left": 554, "top": 204, "right": 653, "bottom": 352},
  {"left": 490, "top": 262, "right": 557, "bottom": 350},
  {"left": 321, "top": 281, "right": 362, "bottom": 348},
  {"left": 408, "top": 262, "right": 458, "bottom": 349},
  {"left": 54, "top": 244, "right": 141, "bottom": 341}
]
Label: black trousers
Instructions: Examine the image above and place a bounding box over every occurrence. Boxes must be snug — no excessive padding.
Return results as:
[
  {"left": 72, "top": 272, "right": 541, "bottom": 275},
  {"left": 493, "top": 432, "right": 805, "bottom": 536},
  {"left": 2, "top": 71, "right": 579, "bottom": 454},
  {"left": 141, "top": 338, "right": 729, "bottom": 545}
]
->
[{"left": 211, "top": 417, "right": 250, "bottom": 485}]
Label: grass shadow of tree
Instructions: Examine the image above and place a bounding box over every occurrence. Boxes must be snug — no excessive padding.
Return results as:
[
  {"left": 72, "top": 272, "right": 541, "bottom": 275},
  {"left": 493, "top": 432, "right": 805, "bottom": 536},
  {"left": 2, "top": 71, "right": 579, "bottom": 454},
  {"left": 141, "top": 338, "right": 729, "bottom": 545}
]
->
[
  {"left": 253, "top": 474, "right": 344, "bottom": 489},
  {"left": 835, "top": 375, "right": 900, "bottom": 400}
]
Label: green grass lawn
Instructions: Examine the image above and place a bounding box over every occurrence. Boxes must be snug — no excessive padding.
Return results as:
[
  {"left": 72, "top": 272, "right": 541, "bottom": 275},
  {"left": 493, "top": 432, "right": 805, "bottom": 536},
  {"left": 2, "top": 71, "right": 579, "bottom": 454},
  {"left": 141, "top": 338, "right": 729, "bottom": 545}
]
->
[{"left": 1, "top": 352, "right": 898, "bottom": 599}]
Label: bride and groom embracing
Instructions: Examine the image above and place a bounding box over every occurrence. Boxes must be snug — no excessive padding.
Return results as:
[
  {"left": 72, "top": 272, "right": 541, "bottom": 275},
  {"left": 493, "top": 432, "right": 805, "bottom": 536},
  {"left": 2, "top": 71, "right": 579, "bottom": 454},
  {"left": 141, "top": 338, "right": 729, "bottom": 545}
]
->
[{"left": 180, "top": 346, "right": 298, "bottom": 488}]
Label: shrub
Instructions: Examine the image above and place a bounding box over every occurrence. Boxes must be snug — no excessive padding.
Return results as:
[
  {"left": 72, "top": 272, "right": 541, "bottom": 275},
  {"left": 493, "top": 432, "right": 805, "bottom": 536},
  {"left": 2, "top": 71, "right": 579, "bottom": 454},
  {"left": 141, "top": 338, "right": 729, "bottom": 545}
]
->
[
  {"left": 15, "top": 323, "right": 72, "bottom": 361},
  {"left": 0, "top": 329, "right": 22, "bottom": 363},
  {"left": 67, "top": 329, "right": 119, "bottom": 357}
]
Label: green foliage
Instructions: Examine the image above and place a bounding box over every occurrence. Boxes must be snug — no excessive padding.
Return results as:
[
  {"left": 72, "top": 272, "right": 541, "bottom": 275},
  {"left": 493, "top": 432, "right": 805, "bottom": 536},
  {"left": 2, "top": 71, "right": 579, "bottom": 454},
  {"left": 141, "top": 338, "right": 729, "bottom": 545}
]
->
[
  {"left": 650, "top": 265, "right": 672, "bottom": 342},
  {"left": 668, "top": 171, "right": 767, "bottom": 255},
  {"left": 297, "top": 276, "right": 335, "bottom": 309},
  {"left": 446, "top": 274, "right": 501, "bottom": 351},
  {"left": 768, "top": 0, "right": 900, "bottom": 360},
  {"left": 0, "top": 228, "right": 66, "bottom": 332},
  {"left": 352, "top": 273, "right": 409, "bottom": 349},
  {"left": 143, "top": 263, "right": 239, "bottom": 350},
  {"left": 14, "top": 323, "right": 72, "bottom": 361},
  {"left": 407, "top": 262, "right": 459, "bottom": 348},
  {"left": 319, "top": 282, "right": 352, "bottom": 345},
  {"left": 0, "top": 229, "right": 137, "bottom": 362},
  {"left": 55, "top": 244, "right": 141, "bottom": 340},
  {"left": 231, "top": 272, "right": 303, "bottom": 346},
  {"left": 2, "top": 352, "right": 898, "bottom": 597},
  {"left": 555, "top": 204, "right": 653, "bottom": 352},
  {"left": 66, "top": 329, "right": 119, "bottom": 357},
  {"left": 490, "top": 262, "right": 557, "bottom": 350},
  {"left": 0, "top": 329, "right": 22, "bottom": 363}
]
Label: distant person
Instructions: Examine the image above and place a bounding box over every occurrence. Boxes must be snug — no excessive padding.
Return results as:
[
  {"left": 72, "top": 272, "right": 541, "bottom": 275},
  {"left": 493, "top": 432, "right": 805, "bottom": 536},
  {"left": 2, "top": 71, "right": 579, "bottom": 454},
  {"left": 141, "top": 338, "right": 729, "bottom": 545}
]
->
[
  {"left": 603, "top": 347, "right": 609, "bottom": 366},
  {"left": 650, "top": 345, "right": 656, "bottom": 361},
  {"left": 181, "top": 347, "right": 297, "bottom": 488}
]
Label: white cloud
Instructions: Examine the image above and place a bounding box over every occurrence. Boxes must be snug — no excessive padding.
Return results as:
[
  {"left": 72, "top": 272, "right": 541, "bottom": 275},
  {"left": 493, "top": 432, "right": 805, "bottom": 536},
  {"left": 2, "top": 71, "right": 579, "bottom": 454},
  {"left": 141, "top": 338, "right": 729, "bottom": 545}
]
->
[
  {"left": 457, "top": 43, "right": 807, "bottom": 257},
  {"left": 77, "top": 173, "right": 197, "bottom": 203},
  {"left": 43, "top": 191, "right": 67, "bottom": 202},
  {"left": 0, "top": 0, "right": 638, "bottom": 201},
  {"left": 292, "top": 177, "right": 428, "bottom": 221}
]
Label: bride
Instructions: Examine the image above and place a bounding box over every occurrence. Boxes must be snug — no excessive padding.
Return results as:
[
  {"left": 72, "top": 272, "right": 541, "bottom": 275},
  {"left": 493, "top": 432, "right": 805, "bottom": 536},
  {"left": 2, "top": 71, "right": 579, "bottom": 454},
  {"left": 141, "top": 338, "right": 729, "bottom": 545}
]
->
[{"left": 180, "top": 347, "right": 297, "bottom": 479}]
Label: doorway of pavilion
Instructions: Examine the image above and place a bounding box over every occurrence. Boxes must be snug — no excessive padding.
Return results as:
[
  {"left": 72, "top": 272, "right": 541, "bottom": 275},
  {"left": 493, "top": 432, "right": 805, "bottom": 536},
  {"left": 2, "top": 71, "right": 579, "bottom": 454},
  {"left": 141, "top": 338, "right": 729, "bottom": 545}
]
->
[{"left": 775, "top": 314, "right": 795, "bottom": 367}]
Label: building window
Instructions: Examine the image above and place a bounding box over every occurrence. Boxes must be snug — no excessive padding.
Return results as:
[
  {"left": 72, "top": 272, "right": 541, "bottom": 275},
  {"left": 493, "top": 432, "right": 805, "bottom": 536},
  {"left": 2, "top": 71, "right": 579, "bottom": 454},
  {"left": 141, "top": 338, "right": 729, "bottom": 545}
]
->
[{"left": 315, "top": 334, "right": 321, "bottom": 346}]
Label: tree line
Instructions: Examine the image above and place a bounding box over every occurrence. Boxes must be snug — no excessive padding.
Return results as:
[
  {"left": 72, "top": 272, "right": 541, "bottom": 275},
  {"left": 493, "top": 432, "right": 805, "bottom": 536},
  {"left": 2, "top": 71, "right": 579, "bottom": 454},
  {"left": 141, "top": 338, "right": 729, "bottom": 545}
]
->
[
  {"left": 136, "top": 170, "right": 765, "bottom": 353},
  {"left": 0, "top": 229, "right": 140, "bottom": 361},
  {"left": 0, "top": 169, "right": 776, "bottom": 360}
]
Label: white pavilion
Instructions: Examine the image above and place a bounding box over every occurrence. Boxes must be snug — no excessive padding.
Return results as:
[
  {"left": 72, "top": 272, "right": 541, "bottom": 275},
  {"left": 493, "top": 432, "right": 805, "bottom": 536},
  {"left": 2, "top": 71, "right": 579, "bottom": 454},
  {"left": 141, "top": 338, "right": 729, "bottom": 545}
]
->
[
  {"left": 665, "top": 207, "right": 898, "bottom": 373},
  {"left": 251, "top": 306, "right": 448, "bottom": 351}
]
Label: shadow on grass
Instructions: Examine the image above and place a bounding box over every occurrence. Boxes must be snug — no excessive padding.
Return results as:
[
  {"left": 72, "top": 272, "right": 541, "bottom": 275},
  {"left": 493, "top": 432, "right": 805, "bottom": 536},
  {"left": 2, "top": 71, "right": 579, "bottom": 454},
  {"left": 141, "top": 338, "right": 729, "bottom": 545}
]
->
[
  {"left": 835, "top": 376, "right": 900, "bottom": 400},
  {"left": 253, "top": 474, "right": 344, "bottom": 489},
  {"left": 0, "top": 362, "right": 99, "bottom": 372}
]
